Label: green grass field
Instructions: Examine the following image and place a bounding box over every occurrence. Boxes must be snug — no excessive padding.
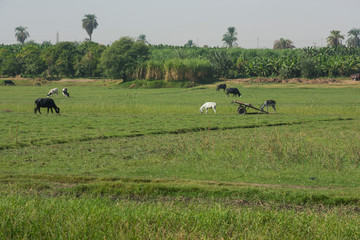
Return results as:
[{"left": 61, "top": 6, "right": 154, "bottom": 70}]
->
[{"left": 0, "top": 79, "right": 359, "bottom": 239}]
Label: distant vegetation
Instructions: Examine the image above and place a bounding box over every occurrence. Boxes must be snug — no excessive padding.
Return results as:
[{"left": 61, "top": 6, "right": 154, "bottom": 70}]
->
[{"left": 2, "top": 39, "right": 360, "bottom": 83}]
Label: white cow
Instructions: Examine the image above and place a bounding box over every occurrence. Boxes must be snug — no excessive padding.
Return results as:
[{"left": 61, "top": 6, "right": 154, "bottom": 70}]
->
[
  {"left": 47, "top": 88, "right": 58, "bottom": 97},
  {"left": 199, "top": 102, "right": 216, "bottom": 114},
  {"left": 62, "top": 88, "right": 69, "bottom": 97}
]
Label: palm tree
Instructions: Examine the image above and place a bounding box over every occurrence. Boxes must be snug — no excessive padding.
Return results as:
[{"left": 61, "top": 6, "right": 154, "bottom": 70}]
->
[
  {"left": 327, "top": 30, "right": 344, "bottom": 47},
  {"left": 222, "top": 27, "right": 238, "bottom": 48},
  {"left": 184, "top": 40, "right": 196, "bottom": 47},
  {"left": 346, "top": 28, "right": 360, "bottom": 47},
  {"left": 273, "top": 38, "right": 295, "bottom": 49},
  {"left": 82, "top": 14, "right": 98, "bottom": 41},
  {"left": 15, "top": 26, "right": 30, "bottom": 44},
  {"left": 137, "top": 34, "right": 148, "bottom": 44}
]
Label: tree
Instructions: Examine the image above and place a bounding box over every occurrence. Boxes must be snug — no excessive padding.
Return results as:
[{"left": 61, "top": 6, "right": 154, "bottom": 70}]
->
[
  {"left": 222, "top": 27, "right": 238, "bottom": 48},
  {"left": 99, "top": 37, "right": 150, "bottom": 80},
  {"left": 137, "top": 34, "right": 148, "bottom": 44},
  {"left": 209, "top": 50, "right": 233, "bottom": 78},
  {"left": 75, "top": 41, "right": 105, "bottom": 77},
  {"left": 346, "top": 28, "right": 360, "bottom": 47},
  {"left": 17, "top": 45, "right": 46, "bottom": 76},
  {"left": 15, "top": 26, "right": 30, "bottom": 44},
  {"left": 82, "top": 14, "right": 98, "bottom": 41},
  {"left": 0, "top": 48, "right": 19, "bottom": 76},
  {"left": 327, "top": 30, "right": 344, "bottom": 47},
  {"left": 43, "top": 42, "right": 79, "bottom": 77},
  {"left": 273, "top": 38, "right": 295, "bottom": 49},
  {"left": 184, "top": 40, "right": 196, "bottom": 47}
]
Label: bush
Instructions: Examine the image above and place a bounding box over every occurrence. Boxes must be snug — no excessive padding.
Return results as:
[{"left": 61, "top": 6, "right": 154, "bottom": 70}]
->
[
  {"left": 299, "top": 57, "right": 316, "bottom": 78},
  {"left": 99, "top": 37, "right": 150, "bottom": 81},
  {"left": 164, "top": 58, "right": 212, "bottom": 83}
]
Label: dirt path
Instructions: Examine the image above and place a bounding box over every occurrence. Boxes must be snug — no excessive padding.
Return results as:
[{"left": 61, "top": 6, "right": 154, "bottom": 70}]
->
[
  {"left": 58, "top": 79, "right": 98, "bottom": 82},
  {"left": 216, "top": 78, "right": 359, "bottom": 85}
]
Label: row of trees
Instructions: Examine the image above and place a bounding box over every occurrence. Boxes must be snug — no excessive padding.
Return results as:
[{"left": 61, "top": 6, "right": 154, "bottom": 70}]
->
[
  {"left": 13, "top": 13, "right": 359, "bottom": 50},
  {"left": 2, "top": 38, "right": 360, "bottom": 82},
  {"left": 220, "top": 27, "right": 360, "bottom": 49}
]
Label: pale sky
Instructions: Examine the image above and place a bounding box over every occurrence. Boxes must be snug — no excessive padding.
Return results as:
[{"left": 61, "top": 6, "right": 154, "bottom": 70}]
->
[{"left": 1, "top": 0, "right": 359, "bottom": 48}]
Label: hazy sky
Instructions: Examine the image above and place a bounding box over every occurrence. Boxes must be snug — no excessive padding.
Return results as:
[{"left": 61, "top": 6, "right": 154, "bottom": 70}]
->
[{"left": 1, "top": 0, "right": 359, "bottom": 48}]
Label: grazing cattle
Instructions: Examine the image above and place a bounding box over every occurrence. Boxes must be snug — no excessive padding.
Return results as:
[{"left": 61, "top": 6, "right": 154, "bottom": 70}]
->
[
  {"left": 62, "top": 88, "right": 70, "bottom": 97},
  {"left": 216, "top": 83, "right": 227, "bottom": 91},
  {"left": 4, "top": 80, "right": 15, "bottom": 86},
  {"left": 226, "top": 88, "right": 241, "bottom": 97},
  {"left": 34, "top": 98, "right": 60, "bottom": 114},
  {"left": 47, "top": 88, "right": 58, "bottom": 97},
  {"left": 260, "top": 100, "right": 276, "bottom": 112},
  {"left": 199, "top": 102, "right": 216, "bottom": 114},
  {"left": 350, "top": 73, "right": 360, "bottom": 81}
]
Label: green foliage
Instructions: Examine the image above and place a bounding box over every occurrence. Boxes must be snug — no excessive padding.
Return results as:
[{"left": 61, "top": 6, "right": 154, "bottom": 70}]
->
[
  {"left": 99, "top": 37, "right": 150, "bottom": 80},
  {"left": 16, "top": 45, "right": 46, "bottom": 76},
  {"left": 74, "top": 42, "right": 105, "bottom": 77},
  {"left": 346, "top": 28, "right": 360, "bottom": 47},
  {"left": 2, "top": 41, "right": 360, "bottom": 80},
  {"left": 209, "top": 50, "right": 234, "bottom": 78},
  {"left": 82, "top": 14, "right": 98, "bottom": 41},
  {"left": 164, "top": 58, "right": 212, "bottom": 82},
  {"left": 14, "top": 26, "right": 30, "bottom": 44},
  {"left": 54, "top": 42, "right": 79, "bottom": 77},
  {"left": 222, "top": 26, "right": 238, "bottom": 48},
  {"left": 0, "top": 49, "right": 19, "bottom": 76},
  {"left": 299, "top": 57, "right": 316, "bottom": 78},
  {"left": 327, "top": 30, "right": 345, "bottom": 47},
  {"left": 273, "top": 38, "right": 295, "bottom": 49}
]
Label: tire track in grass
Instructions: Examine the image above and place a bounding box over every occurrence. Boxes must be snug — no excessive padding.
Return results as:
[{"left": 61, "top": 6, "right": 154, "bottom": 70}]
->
[{"left": 0, "top": 117, "right": 356, "bottom": 150}]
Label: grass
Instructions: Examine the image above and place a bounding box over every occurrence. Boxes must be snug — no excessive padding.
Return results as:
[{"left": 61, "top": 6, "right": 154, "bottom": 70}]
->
[
  {"left": 0, "top": 79, "right": 360, "bottom": 239},
  {"left": 1, "top": 196, "right": 359, "bottom": 239}
]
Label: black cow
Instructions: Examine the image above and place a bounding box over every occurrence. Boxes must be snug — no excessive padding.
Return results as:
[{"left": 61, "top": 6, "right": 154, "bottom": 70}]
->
[
  {"left": 226, "top": 88, "right": 241, "bottom": 97},
  {"left": 4, "top": 80, "right": 15, "bottom": 86},
  {"left": 34, "top": 98, "right": 60, "bottom": 114},
  {"left": 350, "top": 73, "right": 360, "bottom": 81},
  {"left": 216, "top": 83, "right": 226, "bottom": 91}
]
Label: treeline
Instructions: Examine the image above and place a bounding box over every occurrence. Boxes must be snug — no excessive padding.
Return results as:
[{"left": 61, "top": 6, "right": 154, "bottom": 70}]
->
[{"left": 1, "top": 37, "right": 360, "bottom": 83}]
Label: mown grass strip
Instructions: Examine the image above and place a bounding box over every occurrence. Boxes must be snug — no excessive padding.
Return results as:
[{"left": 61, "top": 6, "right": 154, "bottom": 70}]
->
[
  {"left": 1, "top": 174, "right": 359, "bottom": 207},
  {"left": 0, "top": 117, "right": 356, "bottom": 151}
]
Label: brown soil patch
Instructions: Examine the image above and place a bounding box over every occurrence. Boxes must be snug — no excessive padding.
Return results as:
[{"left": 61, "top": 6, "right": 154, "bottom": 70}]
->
[
  {"left": 231, "top": 78, "right": 342, "bottom": 84},
  {"left": 58, "top": 79, "right": 98, "bottom": 82},
  {"left": 219, "top": 78, "right": 360, "bottom": 85}
]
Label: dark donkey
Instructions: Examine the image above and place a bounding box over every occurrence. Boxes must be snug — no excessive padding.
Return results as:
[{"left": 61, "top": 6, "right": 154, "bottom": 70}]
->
[
  {"left": 4, "top": 80, "right": 15, "bottom": 86},
  {"left": 226, "top": 87, "right": 241, "bottom": 97},
  {"left": 34, "top": 98, "right": 60, "bottom": 114},
  {"left": 216, "top": 83, "right": 226, "bottom": 91}
]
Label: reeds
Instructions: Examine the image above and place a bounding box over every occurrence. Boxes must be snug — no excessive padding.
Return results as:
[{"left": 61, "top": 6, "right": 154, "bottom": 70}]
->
[{"left": 164, "top": 58, "right": 212, "bottom": 82}]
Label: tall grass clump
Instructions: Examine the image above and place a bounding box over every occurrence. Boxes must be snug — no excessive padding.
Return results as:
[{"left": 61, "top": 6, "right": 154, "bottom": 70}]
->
[
  {"left": 164, "top": 58, "right": 212, "bottom": 83},
  {"left": 1, "top": 196, "right": 359, "bottom": 239},
  {"left": 145, "top": 60, "right": 164, "bottom": 80}
]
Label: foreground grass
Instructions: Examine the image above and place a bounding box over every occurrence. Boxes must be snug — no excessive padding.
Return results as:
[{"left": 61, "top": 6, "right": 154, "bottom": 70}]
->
[
  {"left": 1, "top": 195, "right": 359, "bottom": 239},
  {"left": 0, "top": 80, "right": 360, "bottom": 239}
]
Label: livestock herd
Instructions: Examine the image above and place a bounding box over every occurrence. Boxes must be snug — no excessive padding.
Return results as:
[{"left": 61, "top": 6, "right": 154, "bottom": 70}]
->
[
  {"left": 2, "top": 80, "right": 276, "bottom": 115},
  {"left": 34, "top": 88, "right": 70, "bottom": 114},
  {"left": 200, "top": 83, "right": 276, "bottom": 114}
]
